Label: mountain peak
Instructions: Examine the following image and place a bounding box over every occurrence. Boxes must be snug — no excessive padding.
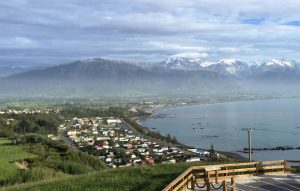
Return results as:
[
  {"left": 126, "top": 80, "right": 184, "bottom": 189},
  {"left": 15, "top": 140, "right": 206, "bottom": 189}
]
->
[
  {"left": 217, "top": 58, "right": 242, "bottom": 65},
  {"left": 266, "top": 59, "right": 294, "bottom": 68},
  {"left": 161, "top": 54, "right": 204, "bottom": 71}
]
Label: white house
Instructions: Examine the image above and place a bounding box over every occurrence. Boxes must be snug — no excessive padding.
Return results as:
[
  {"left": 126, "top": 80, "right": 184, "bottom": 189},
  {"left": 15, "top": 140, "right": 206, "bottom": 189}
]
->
[
  {"left": 107, "top": 119, "right": 121, "bottom": 125},
  {"left": 186, "top": 157, "right": 201, "bottom": 162}
]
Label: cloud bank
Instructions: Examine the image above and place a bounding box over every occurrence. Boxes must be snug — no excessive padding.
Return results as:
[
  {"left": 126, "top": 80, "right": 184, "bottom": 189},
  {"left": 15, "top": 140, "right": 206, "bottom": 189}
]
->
[{"left": 1, "top": 0, "right": 300, "bottom": 66}]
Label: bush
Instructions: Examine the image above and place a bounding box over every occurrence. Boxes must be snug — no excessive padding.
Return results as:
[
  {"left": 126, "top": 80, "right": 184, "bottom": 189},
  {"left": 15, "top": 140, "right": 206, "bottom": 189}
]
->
[
  {"left": 4, "top": 167, "right": 65, "bottom": 186},
  {"left": 63, "top": 150, "right": 107, "bottom": 171},
  {"left": 45, "top": 160, "right": 93, "bottom": 174}
]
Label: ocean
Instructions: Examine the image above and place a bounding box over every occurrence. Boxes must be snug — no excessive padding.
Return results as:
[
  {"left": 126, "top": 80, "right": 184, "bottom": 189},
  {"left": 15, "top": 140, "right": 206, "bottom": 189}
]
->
[{"left": 139, "top": 99, "right": 300, "bottom": 161}]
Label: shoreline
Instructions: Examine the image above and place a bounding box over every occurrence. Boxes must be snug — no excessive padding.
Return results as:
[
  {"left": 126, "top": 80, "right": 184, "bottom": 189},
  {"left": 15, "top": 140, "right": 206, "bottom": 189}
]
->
[
  {"left": 145, "top": 96, "right": 300, "bottom": 116},
  {"left": 134, "top": 115, "right": 248, "bottom": 161}
]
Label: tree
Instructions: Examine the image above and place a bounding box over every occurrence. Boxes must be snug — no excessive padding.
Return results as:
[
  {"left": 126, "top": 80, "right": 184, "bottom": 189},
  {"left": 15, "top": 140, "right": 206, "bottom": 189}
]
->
[
  {"left": 172, "top": 136, "right": 177, "bottom": 143},
  {"left": 166, "top": 133, "right": 172, "bottom": 141},
  {"left": 209, "top": 144, "right": 216, "bottom": 159},
  {"left": 17, "top": 119, "right": 32, "bottom": 133}
]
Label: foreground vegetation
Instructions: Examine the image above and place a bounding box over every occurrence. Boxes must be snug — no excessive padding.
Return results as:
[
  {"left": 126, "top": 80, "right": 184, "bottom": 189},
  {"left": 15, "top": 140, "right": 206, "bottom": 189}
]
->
[
  {"left": 0, "top": 138, "right": 35, "bottom": 182},
  {"left": 0, "top": 134, "right": 107, "bottom": 187},
  {"left": 2, "top": 162, "right": 210, "bottom": 191}
]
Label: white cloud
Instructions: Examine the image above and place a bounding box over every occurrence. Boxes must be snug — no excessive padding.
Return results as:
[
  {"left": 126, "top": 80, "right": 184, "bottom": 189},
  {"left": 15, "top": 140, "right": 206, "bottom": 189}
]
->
[
  {"left": 148, "top": 41, "right": 209, "bottom": 52},
  {"left": 1, "top": 0, "right": 300, "bottom": 66},
  {"left": 169, "top": 52, "right": 208, "bottom": 58},
  {"left": 0, "top": 36, "right": 38, "bottom": 49}
]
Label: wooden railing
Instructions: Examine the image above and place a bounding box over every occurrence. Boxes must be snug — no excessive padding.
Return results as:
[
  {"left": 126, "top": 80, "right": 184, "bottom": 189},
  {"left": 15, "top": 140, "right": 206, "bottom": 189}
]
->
[{"left": 163, "top": 160, "right": 300, "bottom": 191}]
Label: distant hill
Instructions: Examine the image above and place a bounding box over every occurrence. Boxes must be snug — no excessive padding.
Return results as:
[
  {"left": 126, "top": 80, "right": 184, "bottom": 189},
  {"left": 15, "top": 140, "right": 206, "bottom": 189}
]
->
[
  {"left": 1, "top": 57, "right": 300, "bottom": 98},
  {"left": 0, "top": 66, "right": 46, "bottom": 78},
  {"left": 1, "top": 58, "right": 233, "bottom": 98}
]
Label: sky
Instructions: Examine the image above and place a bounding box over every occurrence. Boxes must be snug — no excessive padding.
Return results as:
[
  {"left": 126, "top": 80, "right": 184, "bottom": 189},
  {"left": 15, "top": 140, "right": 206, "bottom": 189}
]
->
[{"left": 1, "top": 0, "right": 300, "bottom": 67}]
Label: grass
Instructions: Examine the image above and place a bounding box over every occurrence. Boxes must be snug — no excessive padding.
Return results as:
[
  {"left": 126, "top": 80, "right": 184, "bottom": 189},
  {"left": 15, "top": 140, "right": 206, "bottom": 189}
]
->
[
  {"left": 2, "top": 162, "right": 207, "bottom": 191},
  {"left": 0, "top": 138, "right": 35, "bottom": 182}
]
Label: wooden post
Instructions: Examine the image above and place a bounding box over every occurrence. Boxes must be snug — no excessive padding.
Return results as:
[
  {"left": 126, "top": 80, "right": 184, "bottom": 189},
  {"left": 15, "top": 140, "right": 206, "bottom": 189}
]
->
[
  {"left": 223, "top": 180, "right": 228, "bottom": 191},
  {"left": 186, "top": 177, "right": 189, "bottom": 189},
  {"left": 283, "top": 161, "right": 287, "bottom": 173},
  {"left": 206, "top": 178, "right": 211, "bottom": 191},
  {"left": 191, "top": 176, "right": 195, "bottom": 190},
  {"left": 256, "top": 163, "right": 259, "bottom": 176},
  {"left": 207, "top": 171, "right": 210, "bottom": 179},
  {"left": 231, "top": 177, "right": 236, "bottom": 191},
  {"left": 215, "top": 170, "right": 218, "bottom": 183}
]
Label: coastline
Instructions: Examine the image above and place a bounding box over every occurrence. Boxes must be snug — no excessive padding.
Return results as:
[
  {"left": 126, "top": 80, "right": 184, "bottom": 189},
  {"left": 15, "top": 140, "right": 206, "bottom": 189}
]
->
[
  {"left": 134, "top": 115, "right": 248, "bottom": 161},
  {"left": 144, "top": 96, "right": 300, "bottom": 117},
  {"left": 135, "top": 97, "right": 300, "bottom": 162},
  {"left": 134, "top": 103, "right": 253, "bottom": 161}
]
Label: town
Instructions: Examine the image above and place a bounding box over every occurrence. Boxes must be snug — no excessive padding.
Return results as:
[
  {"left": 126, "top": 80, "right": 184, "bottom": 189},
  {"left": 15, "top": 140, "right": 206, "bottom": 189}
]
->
[{"left": 64, "top": 116, "right": 212, "bottom": 168}]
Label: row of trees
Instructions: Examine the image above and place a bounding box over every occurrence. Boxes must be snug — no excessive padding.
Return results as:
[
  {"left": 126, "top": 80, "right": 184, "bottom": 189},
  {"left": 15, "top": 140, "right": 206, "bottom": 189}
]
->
[{"left": 0, "top": 113, "right": 62, "bottom": 137}]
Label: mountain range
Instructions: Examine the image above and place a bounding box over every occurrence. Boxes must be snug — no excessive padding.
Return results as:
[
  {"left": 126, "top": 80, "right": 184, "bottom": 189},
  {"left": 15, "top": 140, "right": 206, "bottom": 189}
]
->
[
  {"left": 0, "top": 56, "right": 300, "bottom": 98},
  {"left": 160, "top": 57, "right": 299, "bottom": 79}
]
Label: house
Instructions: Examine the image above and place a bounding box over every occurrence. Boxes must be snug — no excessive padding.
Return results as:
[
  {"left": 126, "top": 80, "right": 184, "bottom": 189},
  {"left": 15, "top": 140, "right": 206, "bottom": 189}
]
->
[
  {"left": 144, "top": 158, "right": 155, "bottom": 165},
  {"left": 141, "top": 151, "right": 150, "bottom": 156},
  {"left": 123, "top": 144, "right": 134, "bottom": 149},
  {"left": 133, "top": 159, "right": 142, "bottom": 164},
  {"left": 67, "top": 130, "right": 77, "bottom": 137},
  {"left": 85, "top": 139, "right": 94, "bottom": 146},
  {"left": 105, "top": 158, "right": 113, "bottom": 163},
  {"left": 114, "top": 159, "right": 123, "bottom": 164},
  {"left": 107, "top": 119, "right": 121, "bottom": 125},
  {"left": 130, "top": 107, "right": 137, "bottom": 112},
  {"left": 96, "top": 137, "right": 110, "bottom": 141},
  {"left": 186, "top": 157, "right": 201, "bottom": 162},
  {"left": 162, "top": 159, "right": 176, "bottom": 164}
]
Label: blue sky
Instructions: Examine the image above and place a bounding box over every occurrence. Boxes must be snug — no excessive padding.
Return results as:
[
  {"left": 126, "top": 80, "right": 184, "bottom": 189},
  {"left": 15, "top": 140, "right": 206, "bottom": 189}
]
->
[{"left": 1, "top": 0, "right": 300, "bottom": 67}]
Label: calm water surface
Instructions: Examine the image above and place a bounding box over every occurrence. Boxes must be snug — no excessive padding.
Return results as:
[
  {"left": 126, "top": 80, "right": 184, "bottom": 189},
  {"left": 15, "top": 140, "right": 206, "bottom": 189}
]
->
[{"left": 139, "top": 99, "right": 300, "bottom": 161}]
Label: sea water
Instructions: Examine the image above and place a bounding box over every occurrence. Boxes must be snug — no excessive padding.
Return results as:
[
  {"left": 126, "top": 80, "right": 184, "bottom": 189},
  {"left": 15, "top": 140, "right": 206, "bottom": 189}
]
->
[{"left": 139, "top": 99, "right": 300, "bottom": 161}]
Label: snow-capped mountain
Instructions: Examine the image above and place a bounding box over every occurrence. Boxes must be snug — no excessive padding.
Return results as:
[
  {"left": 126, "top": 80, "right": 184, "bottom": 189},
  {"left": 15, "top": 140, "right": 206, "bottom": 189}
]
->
[
  {"left": 160, "top": 56, "right": 203, "bottom": 71},
  {"left": 160, "top": 56, "right": 299, "bottom": 78},
  {"left": 160, "top": 56, "right": 249, "bottom": 77},
  {"left": 250, "top": 59, "right": 300, "bottom": 80},
  {"left": 206, "top": 59, "right": 249, "bottom": 77},
  {"left": 259, "top": 59, "right": 297, "bottom": 72},
  {"left": 2, "top": 57, "right": 300, "bottom": 98}
]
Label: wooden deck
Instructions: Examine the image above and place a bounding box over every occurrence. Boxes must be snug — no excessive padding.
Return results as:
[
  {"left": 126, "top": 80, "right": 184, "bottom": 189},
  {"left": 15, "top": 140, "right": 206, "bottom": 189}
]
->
[
  {"left": 187, "top": 174, "right": 300, "bottom": 191},
  {"left": 163, "top": 160, "right": 300, "bottom": 191}
]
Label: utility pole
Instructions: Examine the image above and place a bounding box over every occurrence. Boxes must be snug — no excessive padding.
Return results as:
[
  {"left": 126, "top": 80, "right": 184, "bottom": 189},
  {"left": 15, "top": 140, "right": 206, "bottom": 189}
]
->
[{"left": 243, "top": 128, "right": 253, "bottom": 162}]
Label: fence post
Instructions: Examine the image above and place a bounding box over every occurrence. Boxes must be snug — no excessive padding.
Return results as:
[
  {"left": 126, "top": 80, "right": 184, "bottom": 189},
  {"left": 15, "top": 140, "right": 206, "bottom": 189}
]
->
[
  {"left": 186, "top": 177, "right": 189, "bottom": 190},
  {"left": 255, "top": 163, "right": 259, "bottom": 176},
  {"left": 283, "top": 161, "right": 287, "bottom": 173},
  {"left": 223, "top": 180, "right": 228, "bottom": 191},
  {"left": 191, "top": 175, "right": 195, "bottom": 190},
  {"left": 206, "top": 178, "right": 211, "bottom": 191},
  {"left": 215, "top": 170, "right": 219, "bottom": 183},
  {"left": 231, "top": 177, "right": 236, "bottom": 191}
]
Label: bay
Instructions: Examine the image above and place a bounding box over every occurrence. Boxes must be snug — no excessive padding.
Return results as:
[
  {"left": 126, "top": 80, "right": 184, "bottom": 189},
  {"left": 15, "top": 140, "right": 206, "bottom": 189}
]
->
[{"left": 139, "top": 99, "right": 300, "bottom": 161}]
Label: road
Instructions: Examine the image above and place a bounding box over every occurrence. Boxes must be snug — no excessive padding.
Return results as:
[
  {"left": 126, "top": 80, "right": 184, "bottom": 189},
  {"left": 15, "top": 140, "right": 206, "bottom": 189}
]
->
[{"left": 60, "top": 133, "right": 80, "bottom": 152}]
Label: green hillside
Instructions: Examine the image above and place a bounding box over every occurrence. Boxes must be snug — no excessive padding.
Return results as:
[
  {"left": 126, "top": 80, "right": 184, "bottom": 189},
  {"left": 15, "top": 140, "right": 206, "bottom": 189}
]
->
[
  {"left": 2, "top": 162, "right": 201, "bottom": 191},
  {"left": 0, "top": 138, "right": 35, "bottom": 182}
]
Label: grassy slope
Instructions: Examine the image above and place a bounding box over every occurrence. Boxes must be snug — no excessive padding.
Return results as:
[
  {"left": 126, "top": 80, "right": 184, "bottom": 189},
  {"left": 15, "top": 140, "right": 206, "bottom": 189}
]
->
[
  {"left": 2, "top": 162, "right": 206, "bottom": 191},
  {"left": 0, "top": 138, "right": 35, "bottom": 181}
]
